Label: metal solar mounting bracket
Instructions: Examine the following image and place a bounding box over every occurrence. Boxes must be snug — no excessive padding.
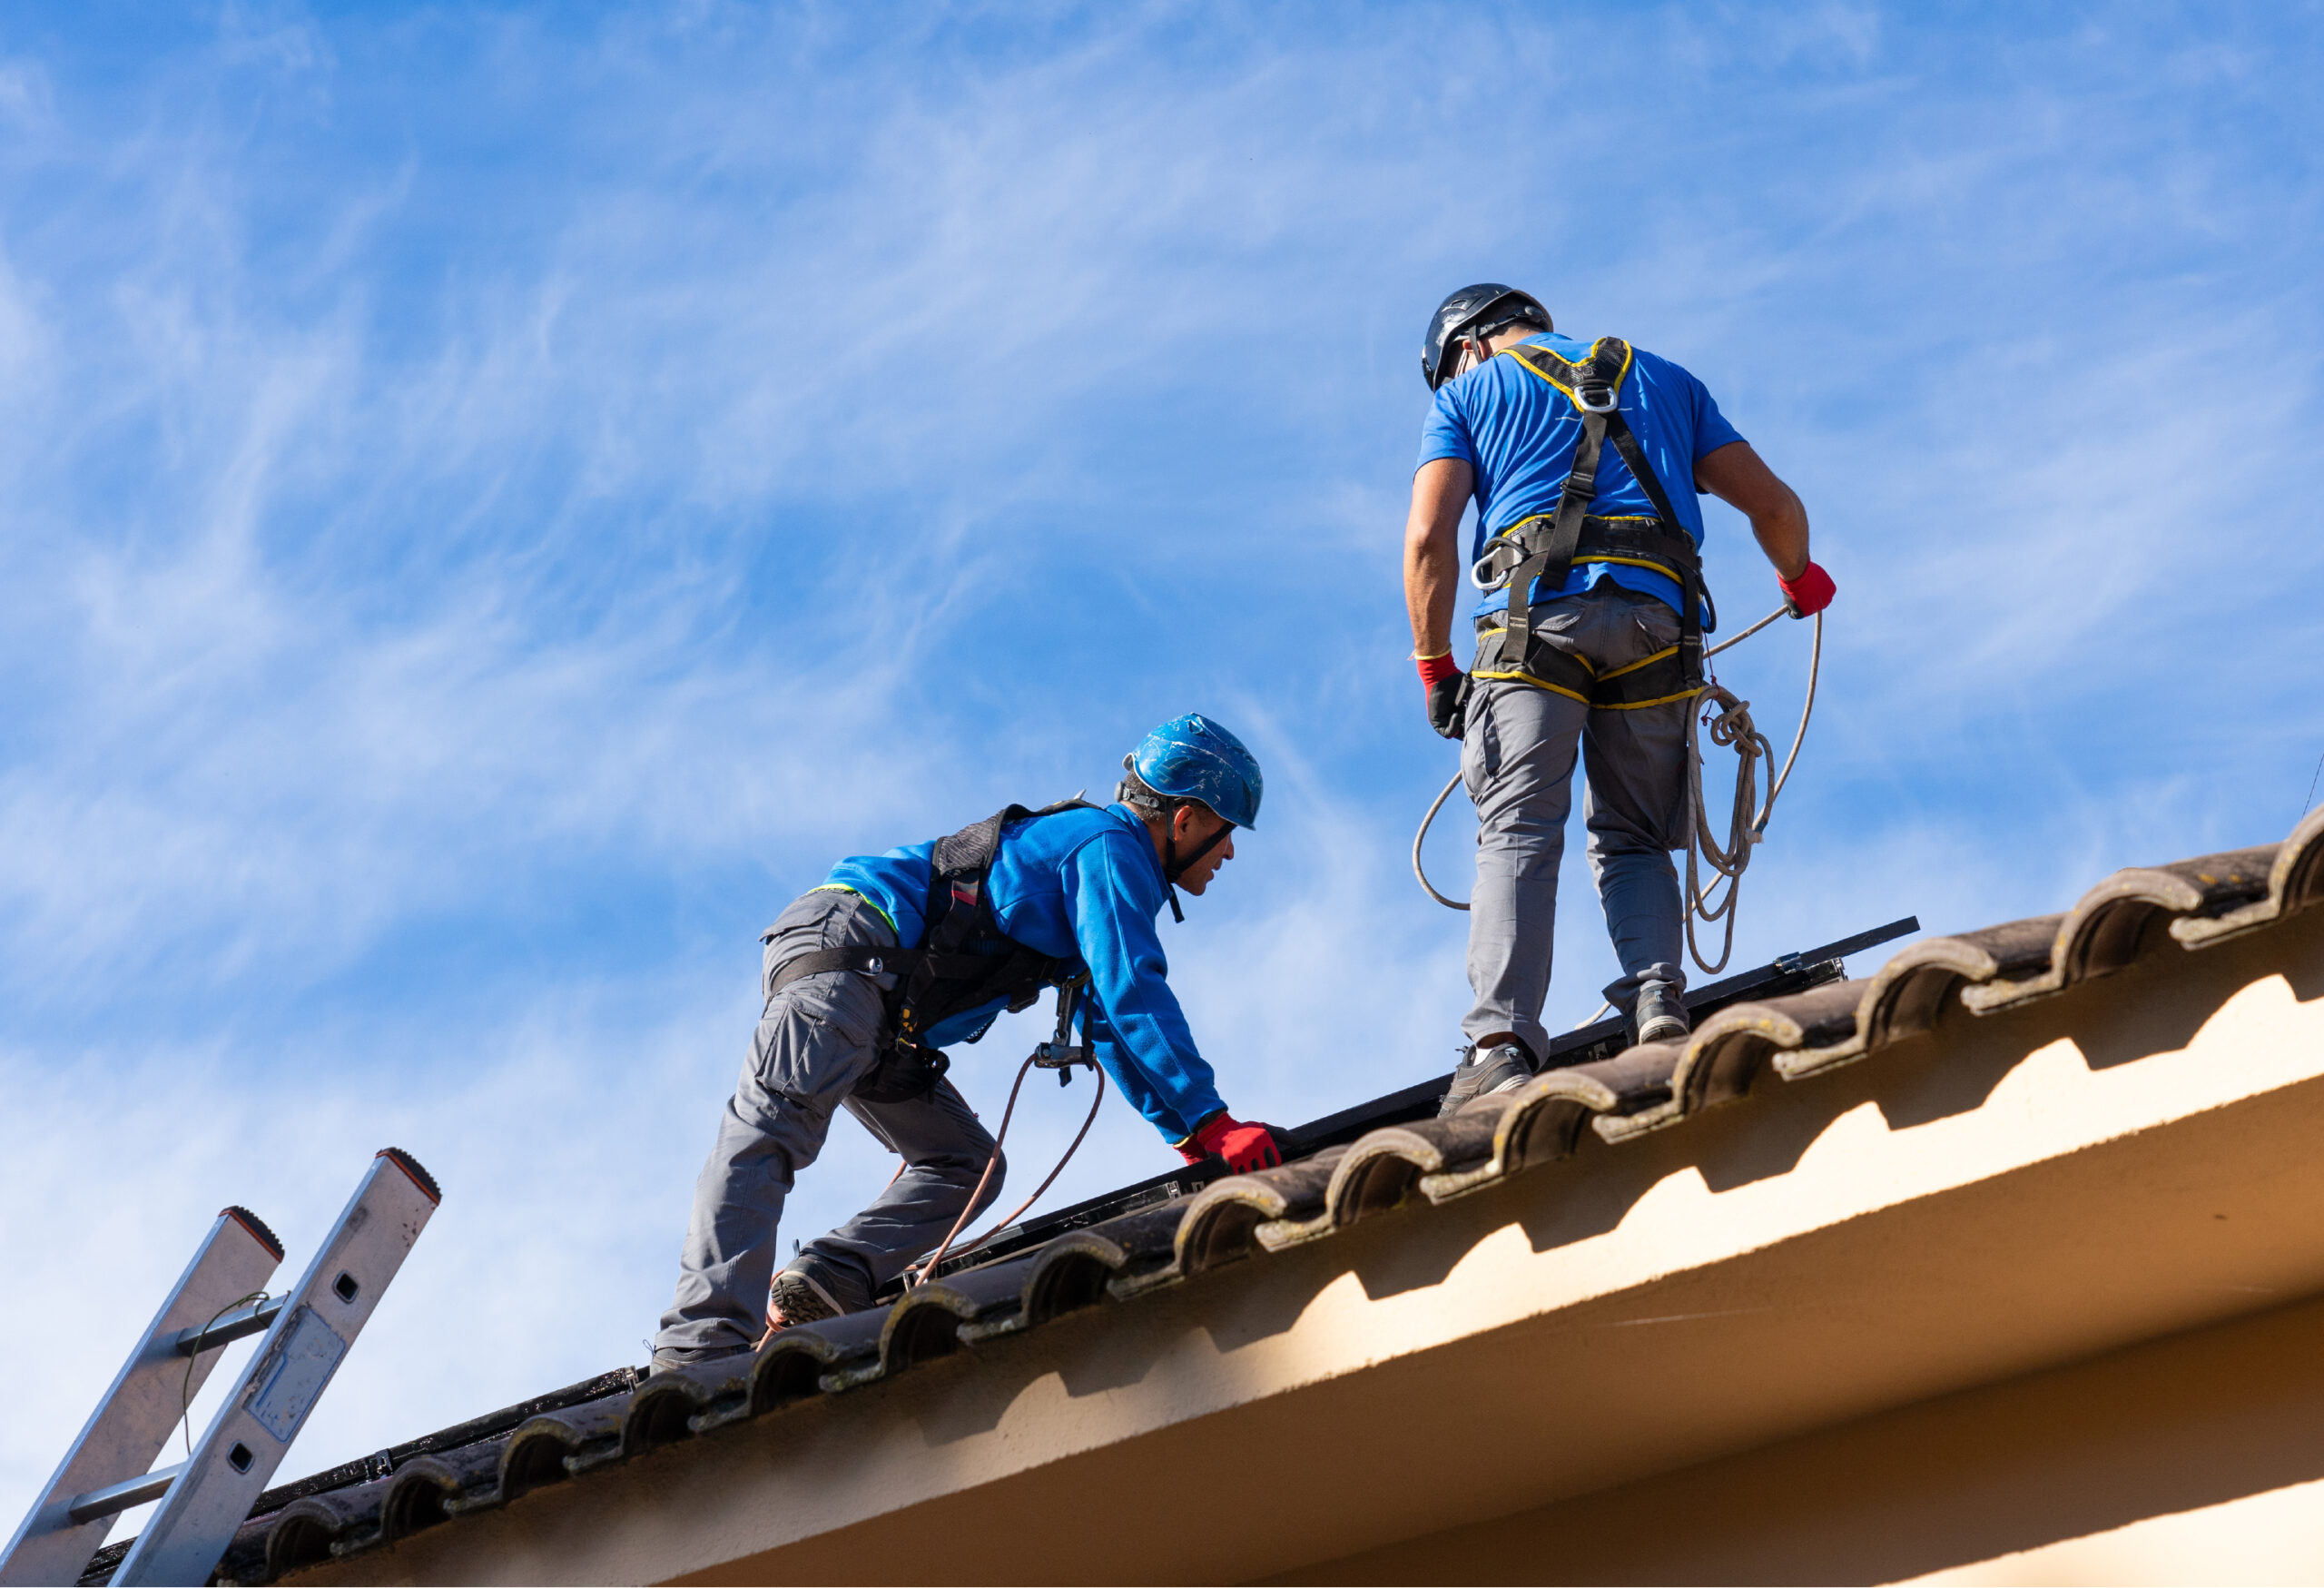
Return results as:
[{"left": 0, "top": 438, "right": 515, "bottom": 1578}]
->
[{"left": 0, "top": 1148, "right": 441, "bottom": 1588}]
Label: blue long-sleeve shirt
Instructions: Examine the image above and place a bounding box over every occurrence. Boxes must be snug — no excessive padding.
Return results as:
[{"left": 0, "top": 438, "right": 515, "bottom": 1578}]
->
[{"left": 817, "top": 803, "right": 1227, "bottom": 1141}]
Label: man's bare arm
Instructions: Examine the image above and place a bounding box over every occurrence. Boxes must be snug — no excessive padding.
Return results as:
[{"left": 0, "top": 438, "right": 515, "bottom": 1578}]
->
[
  {"left": 1694, "top": 441, "right": 1808, "bottom": 580},
  {"left": 1403, "top": 458, "right": 1473, "bottom": 656}
]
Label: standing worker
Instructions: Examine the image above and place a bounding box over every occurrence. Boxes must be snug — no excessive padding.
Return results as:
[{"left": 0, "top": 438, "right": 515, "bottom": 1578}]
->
[
  {"left": 652, "top": 714, "right": 1285, "bottom": 1372},
  {"left": 1404, "top": 285, "right": 1836, "bottom": 1114}
]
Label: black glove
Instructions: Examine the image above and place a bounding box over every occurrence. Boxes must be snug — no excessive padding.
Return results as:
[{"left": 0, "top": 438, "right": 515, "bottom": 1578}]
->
[{"left": 1426, "top": 672, "right": 1472, "bottom": 740}]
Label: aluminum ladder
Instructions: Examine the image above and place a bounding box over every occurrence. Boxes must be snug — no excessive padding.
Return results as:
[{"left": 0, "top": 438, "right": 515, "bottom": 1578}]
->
[{"left": 0, "top": 1148, "right": 441, "bottom": 1587}]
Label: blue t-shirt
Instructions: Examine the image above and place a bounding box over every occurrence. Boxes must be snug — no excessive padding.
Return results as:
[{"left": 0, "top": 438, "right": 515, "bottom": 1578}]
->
[
  {"left": 819, "top": 803, "right": 1227, "bottom": 1142},
  {"left": 1417, "top": 331, "right": 1744, "bottom": 621}
]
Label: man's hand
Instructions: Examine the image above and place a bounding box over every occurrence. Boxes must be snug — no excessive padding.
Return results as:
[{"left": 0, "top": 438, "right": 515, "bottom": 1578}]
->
[
  {"left": 1177, "top": 1110, "right": 1286, "bottom": 1173},
  {"left": 1417, "top": 652, "right": 1470, "bottom": 740},
  {"left": 1777, "top": 560, "right": 1836, "bottom": 616}
]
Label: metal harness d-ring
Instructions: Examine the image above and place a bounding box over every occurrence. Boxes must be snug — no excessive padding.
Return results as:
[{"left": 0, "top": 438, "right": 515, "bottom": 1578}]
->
[{"left": 1573, "top": 380, "right": 1619, "bottom": 413}]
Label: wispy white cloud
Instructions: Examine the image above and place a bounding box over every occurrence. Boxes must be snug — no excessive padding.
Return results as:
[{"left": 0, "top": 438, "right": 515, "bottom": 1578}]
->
[{"left": 5, "top": 0, "right": 2323, "bottom": 1537}]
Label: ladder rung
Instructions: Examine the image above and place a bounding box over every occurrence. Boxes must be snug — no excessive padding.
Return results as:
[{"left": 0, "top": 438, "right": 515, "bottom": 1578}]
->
[
  {"left": 167, "top": 1296, "right": 284, "bottom": 1356},
  {"left": 67, "top": 1464, "right": 184, "bottom": 1525}
]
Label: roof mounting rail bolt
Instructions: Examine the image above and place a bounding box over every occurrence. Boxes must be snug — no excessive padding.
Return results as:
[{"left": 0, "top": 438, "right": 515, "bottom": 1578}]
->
[{"left": 1773, "top": 952, "right": 1807, "bottom": 976}]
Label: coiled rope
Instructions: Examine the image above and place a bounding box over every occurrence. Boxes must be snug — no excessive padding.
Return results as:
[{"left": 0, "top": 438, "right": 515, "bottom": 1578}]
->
[{"left": 1412, "top": 604, "right": 1823, "bottom": 976}]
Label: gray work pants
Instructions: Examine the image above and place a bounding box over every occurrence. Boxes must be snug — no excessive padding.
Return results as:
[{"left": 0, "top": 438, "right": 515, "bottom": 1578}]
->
[
  {"left": 1462, "top": 583, "right": 1690, "bottom": 1063},
  {"left": 654, "top": 888, "right": 1005, "bottom": 1360}
]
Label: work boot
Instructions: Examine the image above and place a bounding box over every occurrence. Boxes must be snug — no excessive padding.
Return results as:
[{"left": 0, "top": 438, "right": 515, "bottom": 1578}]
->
[
  {"left": 1634, "top": 982, "right": 1690, "bottom": 1045},
  {"left": 1437, "top": 1041, "right": 1536, "bottom": 1118},
  {"left": 649, "top": 1340, "right": 750, "bottom": 1376},
  {"left": 764, "top": 1267, "right": 842, "bottom": 1336}
]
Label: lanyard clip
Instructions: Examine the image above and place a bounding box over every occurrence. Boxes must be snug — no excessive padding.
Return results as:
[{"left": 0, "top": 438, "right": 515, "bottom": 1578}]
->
[{"left": 1033, "top": 977, "right": 1097, "bottom": 1083}]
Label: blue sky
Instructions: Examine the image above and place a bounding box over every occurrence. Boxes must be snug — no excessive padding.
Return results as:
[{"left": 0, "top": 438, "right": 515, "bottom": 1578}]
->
[{"left": 5, "top": 0, "right": 2322, "bottom": 1532}]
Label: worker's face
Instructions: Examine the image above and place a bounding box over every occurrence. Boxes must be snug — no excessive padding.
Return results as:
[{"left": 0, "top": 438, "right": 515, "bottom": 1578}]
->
[{"left": 1171, "top": 804, "right": 1236, "bottom": 895}]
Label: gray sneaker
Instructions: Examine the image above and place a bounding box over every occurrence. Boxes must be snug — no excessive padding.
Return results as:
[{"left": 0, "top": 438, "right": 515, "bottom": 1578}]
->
[
  {"left": 1635, "top": 982, "right": 1690, "bottom": 1045},
  {"left": 1437, "top": 1042, "right": 1536, "bottom": 1118},
  {"left": 765, "top": 1267, "right": 842, "bottom": 1335}
]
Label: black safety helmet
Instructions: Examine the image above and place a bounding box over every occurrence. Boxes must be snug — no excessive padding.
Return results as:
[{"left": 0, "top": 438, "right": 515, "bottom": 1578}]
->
[{"left": 1423, "top": 283, "right": 1552, "bottom": 390}]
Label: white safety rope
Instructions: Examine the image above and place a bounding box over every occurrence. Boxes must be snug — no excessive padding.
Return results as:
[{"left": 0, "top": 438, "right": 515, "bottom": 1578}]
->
[{"left": 1411, "top": 605, "right": 1823, "bottom": 977}]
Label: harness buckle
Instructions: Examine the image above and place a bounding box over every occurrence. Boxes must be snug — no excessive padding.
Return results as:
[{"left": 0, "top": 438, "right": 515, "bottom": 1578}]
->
[{"left": 1574, "top": 380, "right": 1618, "bottom": 414}]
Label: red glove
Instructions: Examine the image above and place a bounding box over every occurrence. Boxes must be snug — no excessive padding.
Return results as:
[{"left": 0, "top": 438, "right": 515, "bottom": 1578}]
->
[
  {"left": 1777, "top": 560, "right": 1835, "bottom": 616},
  {"left": 1415, "top": 651, "right": 1469, "bottom": 740},
  {"left": 1176, "top": 1111, "right": 1285, "bottom": 1173},
  {"left": 1414, "top": 651, "right": 1462, "bottom": 690}
]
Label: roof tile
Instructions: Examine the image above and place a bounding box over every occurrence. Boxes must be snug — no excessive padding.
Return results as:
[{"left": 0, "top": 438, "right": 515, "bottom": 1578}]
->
[
  {"left": 2174, "top": 807, "right": 2324, "bottom": 947},
  {"left": 169, "top": 805, "right": 2324, "bottom": 1585}
]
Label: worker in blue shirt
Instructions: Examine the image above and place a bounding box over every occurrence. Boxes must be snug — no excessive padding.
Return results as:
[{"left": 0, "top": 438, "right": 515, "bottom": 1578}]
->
[
  {"left": 1404, "top": 285, "right": 1837, "bottom": 1113},
  {"left": 652, "top": 715, "right": 1282, "bottom": 1371}
]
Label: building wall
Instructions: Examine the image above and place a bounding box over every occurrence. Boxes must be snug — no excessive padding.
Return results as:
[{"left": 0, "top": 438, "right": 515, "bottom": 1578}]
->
[{"left": 1281, "top": 1287, "right": 2324, "bottom": 1585}]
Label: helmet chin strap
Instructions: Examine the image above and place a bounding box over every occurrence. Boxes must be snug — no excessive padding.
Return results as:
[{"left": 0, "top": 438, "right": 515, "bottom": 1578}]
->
[{"left": 1161, "top": 810, "right": 1232, "bottom": 924}]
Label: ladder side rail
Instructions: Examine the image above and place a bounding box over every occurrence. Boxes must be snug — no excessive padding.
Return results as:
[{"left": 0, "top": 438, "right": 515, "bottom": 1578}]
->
[
  {"left": 0, "top": 1209, "right": 283, "bottom": 1588},
  {"left": 113, "top": 1150, "right": 439, "bottom": 1588}
]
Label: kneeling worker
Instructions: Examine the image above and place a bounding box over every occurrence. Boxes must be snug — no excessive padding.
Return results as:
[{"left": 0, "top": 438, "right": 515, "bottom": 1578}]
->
[
  {"left": 1404, "top": 284, "right": 1836, "bottom": 1113},
  {"left": 652, "top": 714, "right": 1284, "bottom": 1372}
]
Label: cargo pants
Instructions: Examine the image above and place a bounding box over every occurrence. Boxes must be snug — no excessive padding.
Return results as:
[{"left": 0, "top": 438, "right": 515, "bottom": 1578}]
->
[
  {"left": 653, "top": 888, "right": 1004, "bottom": 1364},
  {"left": 1462, "top": 582, "right": 1691, "bottom": 1064}
]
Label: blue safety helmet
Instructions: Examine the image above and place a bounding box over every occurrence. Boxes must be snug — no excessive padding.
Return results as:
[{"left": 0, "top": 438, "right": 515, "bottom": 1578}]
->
[{"left": 1126, "top": 714, "right": 1263, "bottom": 830}]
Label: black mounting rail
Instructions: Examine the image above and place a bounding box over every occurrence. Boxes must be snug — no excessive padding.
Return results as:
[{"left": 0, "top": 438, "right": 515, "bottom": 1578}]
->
[{"left": 911, "top": 913, "right": 1918, "bottom": 1287}]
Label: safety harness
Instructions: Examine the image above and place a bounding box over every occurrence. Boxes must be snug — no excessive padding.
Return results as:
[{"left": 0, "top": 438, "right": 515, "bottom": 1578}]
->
[
  {"left": 1469, "top": 337, "right": 1714, "bottom": 711},
  {"left": 763, "top": 799, "right": 1098, "bottom": 1103}
]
